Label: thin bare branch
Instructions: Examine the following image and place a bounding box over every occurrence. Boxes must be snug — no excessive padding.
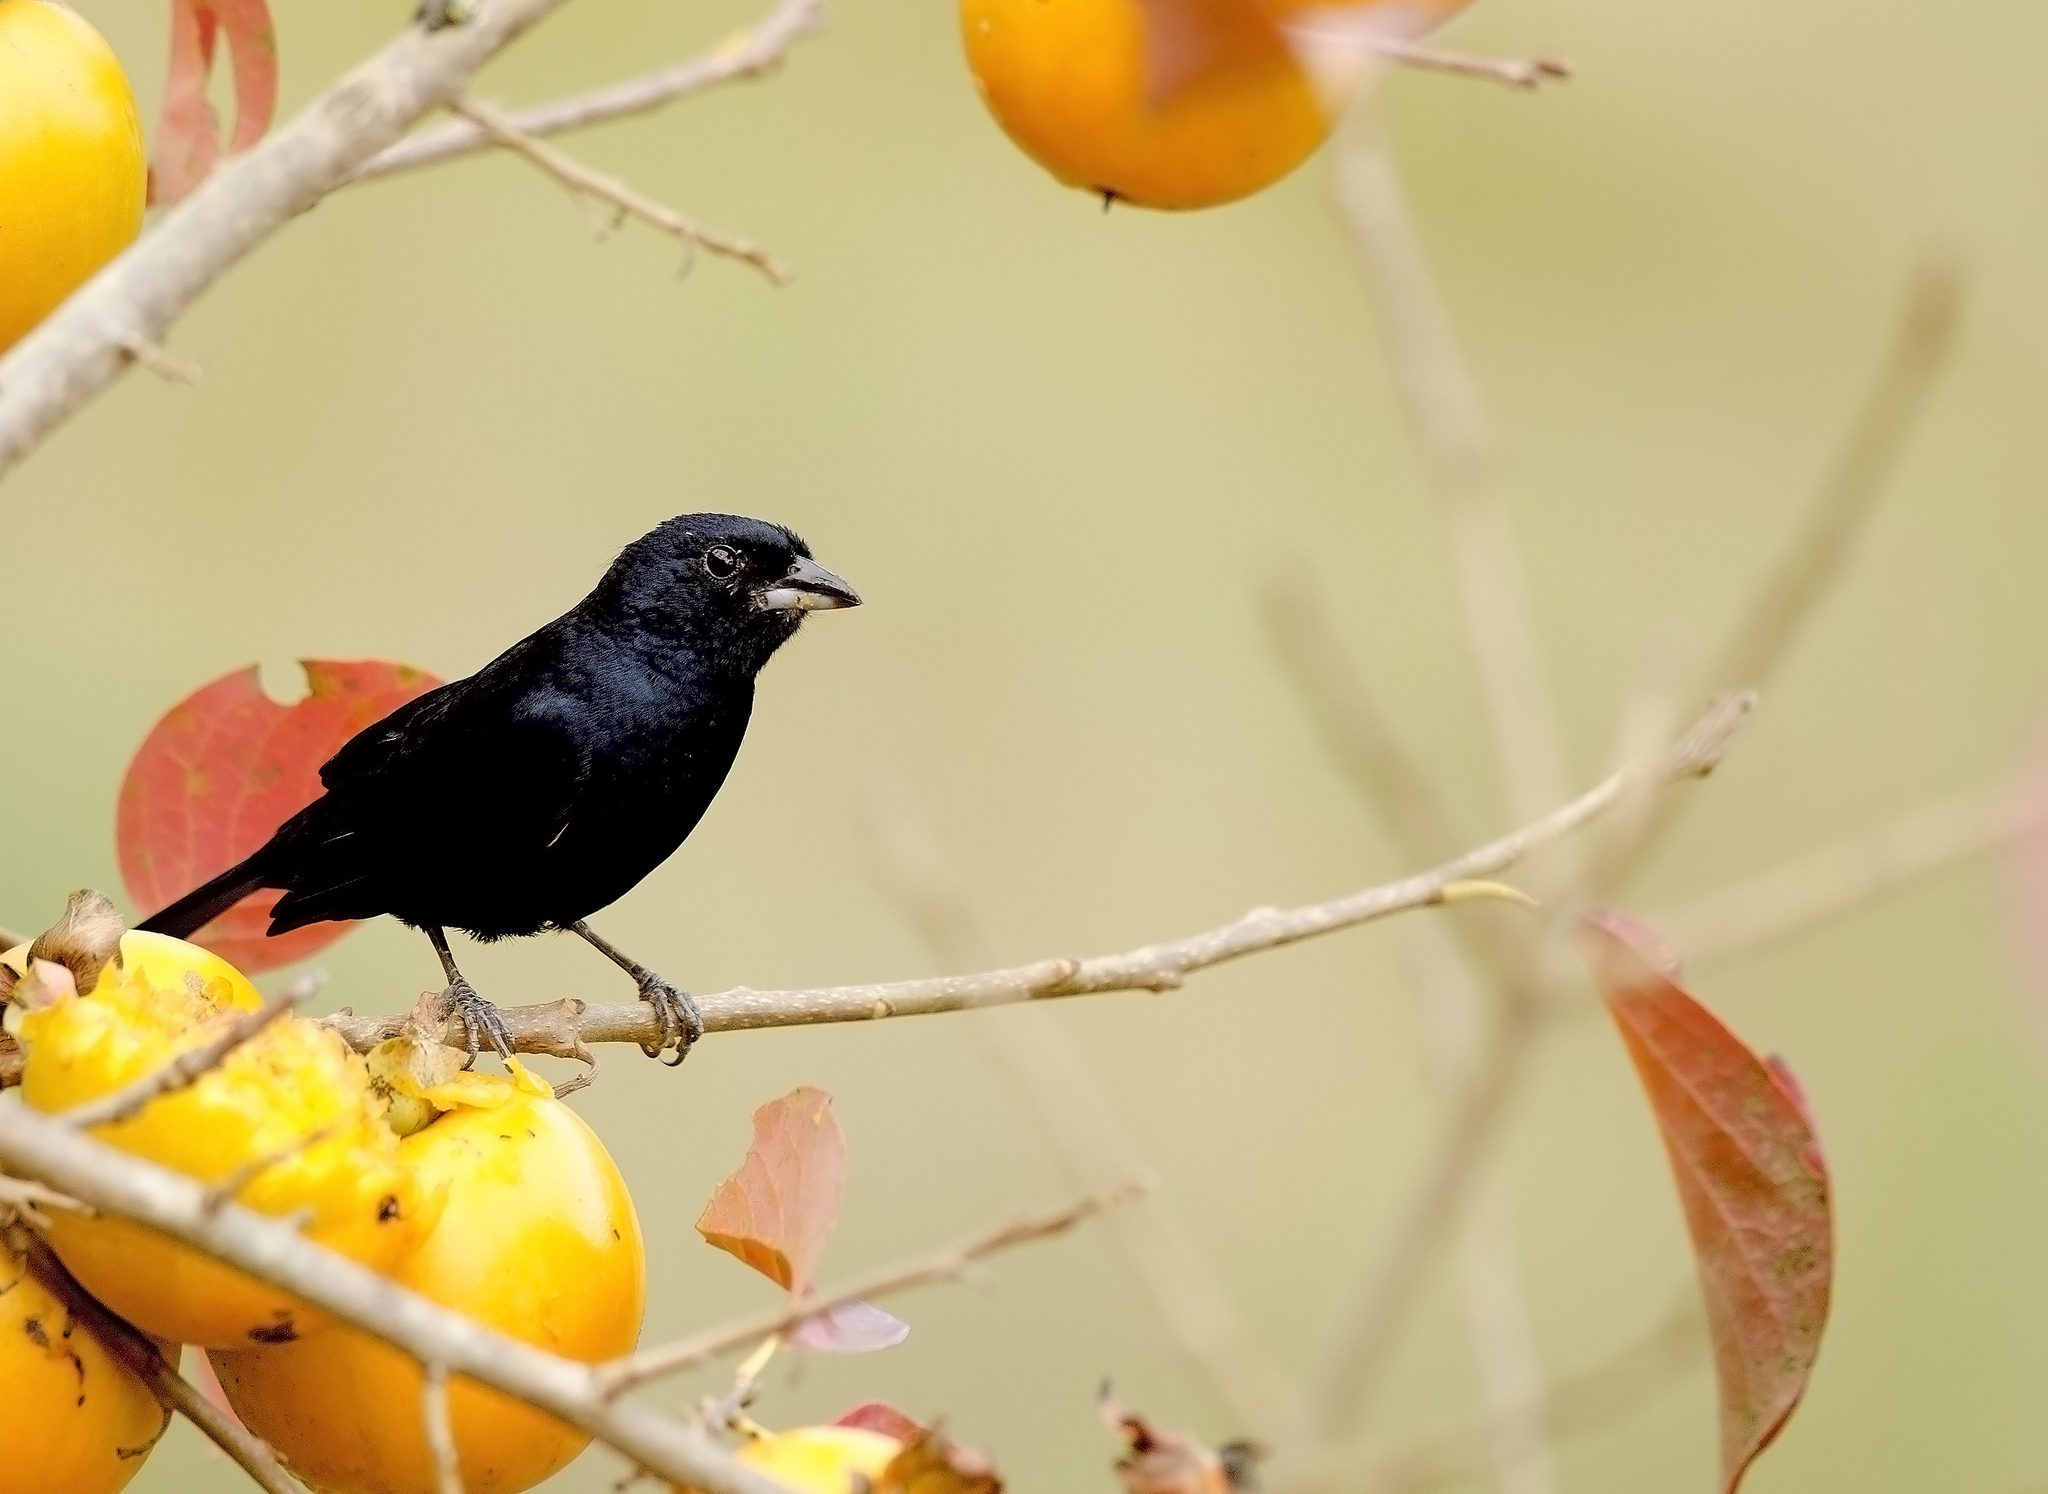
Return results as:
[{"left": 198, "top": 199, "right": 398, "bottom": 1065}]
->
[
  {"left": 295, "top": 694, "right": 1748, "bottom": 1064},
  {"left": 447, "top": 96, "right": 789, "bottom": 283},
  {"left": 424, "top": 1362, "right": 465, "bottom": 1494},
  {"left": 1663, "top": 774, "right": 2045, "bottom": 968},
  {"left": 1709, "top": 256, "right": 1963, "bottom": 701},
  {"left": 0, "top": 0, "right": 579, "bottom": 486},
  {"left": 1332, "top": 106, "right": 1570, "bottom": 823},
  {"left": 0, "top": 1174, "right": 92, "bottom": 1225},
  {"left": 1405, "top": 926, "right": 1554, "bottom": 1494},
  {"left": 60, "top": 987, "right": 306, "bottom": 1130},
  {"left": 596, "top": 1184, "right": 1138, "bottom": 1398},
  {"left": 1260, "top": 574, "right": 1466, "bottom": 865},
  {"left": 357, "top": 0, "right": 826, "bottom": 180},
  {"left": 1298, "top": 1295, "right": 1707, "bottom": 1493},
  {"left": 1624, "top": 256, "right": 1965, "bottom": 877},
  {"left": 13, "top": 1229, "right": 305, "bottom": 1494},
  {"left": 0, "top": 1104, "right": 795, "bottom": 1494},
  {"left": 1368, "top": 37, "right": 1571, "bottom": 90},
  {"left": 1303, "top": 1000, "right": 1543, "bottom": 1446},
  {"left": 862, "top": 790, "right": 1306, "bottom": 1442}
]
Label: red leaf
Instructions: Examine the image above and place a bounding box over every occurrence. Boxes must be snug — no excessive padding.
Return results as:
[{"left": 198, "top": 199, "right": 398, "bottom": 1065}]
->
[
  {"left": 836, "top": 1402, "right": 927, "bottom": 1442},
  {"left": 152, "top": 0, "right": 279, "bottom": 205},
  {"left": 1583, "top": 910, "right": 1832, "bottom": 1494},
  {"left": 116, "top": 660, "right": 442, "bottom": 974},
  {"left": 787, "top": 1298, "right": 910, "bottom": 1354},
  {"left": 696, "top": 1086, "right": 847, "bottom": 1294}
]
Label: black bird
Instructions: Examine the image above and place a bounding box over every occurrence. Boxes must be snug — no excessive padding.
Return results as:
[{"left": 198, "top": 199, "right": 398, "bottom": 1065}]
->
[{"left": 140, "top": 514, "right": 860, "bottom": 1061}]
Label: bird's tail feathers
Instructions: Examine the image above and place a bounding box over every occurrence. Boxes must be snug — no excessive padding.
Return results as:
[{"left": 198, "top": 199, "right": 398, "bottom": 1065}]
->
[{"left": 136, "top": 858, "right": 273, "bottom": 940}]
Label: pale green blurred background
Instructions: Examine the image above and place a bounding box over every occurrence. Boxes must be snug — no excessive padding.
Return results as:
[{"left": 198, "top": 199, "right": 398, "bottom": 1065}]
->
[{"left": 8, "top": 0, "right": 2048, "bottom": 1489}]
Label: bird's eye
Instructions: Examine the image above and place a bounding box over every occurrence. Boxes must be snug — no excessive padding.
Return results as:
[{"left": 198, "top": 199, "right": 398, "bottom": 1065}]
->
[{"left": 702, "top": 545, "right": 739, "bottom": 580}]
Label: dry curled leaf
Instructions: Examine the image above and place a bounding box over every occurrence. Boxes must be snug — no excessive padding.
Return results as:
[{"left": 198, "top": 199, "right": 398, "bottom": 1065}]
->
[
  {"left": 1583, "top": 910, "right": 1832, "bottom": 1494},
  {"left": 1098, "top": 1385, "right": 1256, "bottom": 1494},
  {"left": 117, "top": 660, "right": 442, "bottom": 973},
  {"left": 697, "top": 1086, "right": 848, "bottom": 1295},
  {"left": 152, "top": 0, "right": 280, "bottom": 204},
  {"left": 877, "top": 1425, "right": 1003, "bottom": 1494}
]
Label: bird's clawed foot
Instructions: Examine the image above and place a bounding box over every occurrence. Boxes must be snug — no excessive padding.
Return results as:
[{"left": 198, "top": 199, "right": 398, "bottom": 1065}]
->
[
  {"left": 444, "top": 976, "right": 513, "bottom": 1062},
  {"left": 636, "top": 973, "right": 703, "bottom": 1067}
]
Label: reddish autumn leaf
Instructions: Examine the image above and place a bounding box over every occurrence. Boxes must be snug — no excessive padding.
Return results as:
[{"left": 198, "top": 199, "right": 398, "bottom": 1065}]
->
[
  {"left": 836, "top": 1402, "right": 927, "bottom": 1443},
  {"left": 877, "top": 1425, "right": 1003, "bottom": 1494},
  {"left": 152, "top": 0, "right": 279, "bottom": 205},
  {"left": 697, "top": 1086, "right": 848, "bottom": 1295},
  {"left": 1583, "top": 910, "right": 1832, "bottom": 1494},
  {"left": 1097, "top": 1385, "right": 1254, "bottom": 1494},
  {"left": 117, "top": 660, "right": 441, "bottom": 974}
]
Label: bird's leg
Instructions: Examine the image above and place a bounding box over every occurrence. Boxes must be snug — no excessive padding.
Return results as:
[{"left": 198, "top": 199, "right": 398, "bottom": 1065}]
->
[
  {"left": 569, "top": 921, "right": 702, "bottom": 1066},
  {"left": 424, "top": 925, "right": 512, "bottom": 1061}
]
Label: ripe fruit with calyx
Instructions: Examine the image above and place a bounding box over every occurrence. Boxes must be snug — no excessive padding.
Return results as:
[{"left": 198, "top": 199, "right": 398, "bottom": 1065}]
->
[
  {"left": 209, "top": 1045, "right": 646, "bottom": 1494},
  {"left": 4, "top": 897, "right": 442, "bottom": 1349},
  {"left": 0, "top": 0, "right": 147, "bottom": 352}
]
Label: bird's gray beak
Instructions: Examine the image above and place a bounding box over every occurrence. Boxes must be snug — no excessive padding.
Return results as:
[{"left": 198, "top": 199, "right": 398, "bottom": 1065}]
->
[{"left": 756, "top": 555, "right": 862, "bottom": 613}]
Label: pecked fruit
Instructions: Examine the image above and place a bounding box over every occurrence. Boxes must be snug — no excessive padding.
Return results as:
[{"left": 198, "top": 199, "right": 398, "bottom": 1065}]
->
[
  {"left": 0, "top": 1230, "right": 170, "bottom": 1494},
  {"left": 211, "top": 1061, "right": 646, "bottom": 1494},
  {"left": 717, "top": 1427, "right": 906, "bottom": 1494},
  {"left": 4, "top": 927, "right": 442, "bottom": 1349}
]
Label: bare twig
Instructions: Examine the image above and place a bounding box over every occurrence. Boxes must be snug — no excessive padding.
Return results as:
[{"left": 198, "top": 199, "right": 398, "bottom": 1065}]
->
[
  {"left": 1662, "top": 774, "right": 2046, "bottom": 968},
  {"left": 1405, "top": 927, "right": 1554, "bottom": 1494},
  {"left": 1302, "top": 1000, "right": 1543, "bottom": 1448},
  {"left": 1708, "top": 257, "right": 1963, "bottom": 703},
  {"left": 117, "top": 334, "right": 205, "bottom": 385},
  {"left": 596, "top": 1184, "right": 1138, "bottom": 1398},
  {"left": 357, "top": 0, "right": 827, "bottom": 181},
  {"left": 1301, "top": 1295, "right": 1707, "bottom": 1493},
  {"left": 0, "top": 1173, "right": 92, "bottom": 1228},
  {"left": 0, "top": 0, "right": 580, "bottom": 485},
  {"left": 1332, "top": 106, "right": 1570, "bottom": 823},
  {"left": 290, "top": 694, "right": 1748, "bottom": 1065},
  {"left": 60, "top": 987, "right": 307, "bottom": 1130},
  {"left": 201, "top": 1124, "right": 339, "bottom": 1214},
  {"left": 862, "top": 791, "right": 1305, "bottom": 1442},
  {"left": 13, "top": 1229, "right": 305, "bottom": 1494},
  {"left": 447, "top": 97, "right": 789, "bottom": 283},
  {"left": 1625, "top": 256, "right": 1965, "bottom": 876},
  {"left": 424, "top": 1362, "right": 465, "bottom": 1494},
  {"left": 0, "top": 1103, "right": 796, "bottom": 1494},
  {"left": 1260, "top": 574, "right": 1466, "bottom": 865},
  {"left": 1367, "top": 38, "right": 1571, "bottom": 90}
]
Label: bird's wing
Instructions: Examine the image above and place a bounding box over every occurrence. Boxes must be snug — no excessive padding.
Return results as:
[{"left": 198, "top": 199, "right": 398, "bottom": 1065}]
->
[{"left": 268, "top": 685, "right": 593, "bottom": 928}]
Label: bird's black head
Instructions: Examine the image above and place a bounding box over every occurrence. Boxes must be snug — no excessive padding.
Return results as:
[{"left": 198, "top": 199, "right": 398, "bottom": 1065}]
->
[{"left": 594, "top": 513, "right": 861, "bottom": 679}]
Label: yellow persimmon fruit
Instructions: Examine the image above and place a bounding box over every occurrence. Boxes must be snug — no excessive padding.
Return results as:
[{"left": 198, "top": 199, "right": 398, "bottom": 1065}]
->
[
  {"left": 0, "top": 0, "right": 147, "bottom": 353},
  {"left": 210, "top": 1069, "right": 646, "bottom": 1494},
  {"left": 7, "top": 930, "right": 442, "bottom": 1349},
  {"left": 714, "top": 1427, "right": 906, "bottom": 1494},
  {"left": 0, "top": 1232, "right": 170, "bottom": 1494}
]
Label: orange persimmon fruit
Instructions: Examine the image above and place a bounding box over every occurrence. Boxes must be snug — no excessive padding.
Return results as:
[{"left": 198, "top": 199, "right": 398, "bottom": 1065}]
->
[
  {"left": 0, "top": 1231, "right": 169, "bottom": 1494},
  {"left": 0, "top": 0, "right": 147, "bottom": 352},
  {"left": 959, "top": 0, "right": 1470, "bottom": 208},
  {"left": 210, "top": 1064, "right": 646, "bottom": 1494},
  {"left": 6, "top": 928, "right": 442, "bottom": 1349}
]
